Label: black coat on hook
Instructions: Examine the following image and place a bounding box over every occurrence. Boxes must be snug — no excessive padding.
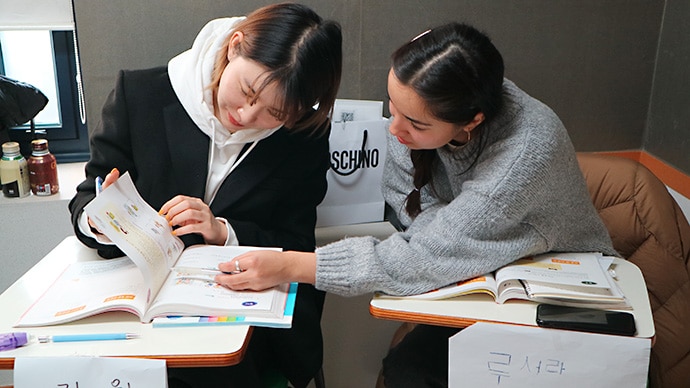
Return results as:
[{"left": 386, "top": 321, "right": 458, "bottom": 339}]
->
[{"left": 0, "top": 75, "right": 49, "bottom": 144}]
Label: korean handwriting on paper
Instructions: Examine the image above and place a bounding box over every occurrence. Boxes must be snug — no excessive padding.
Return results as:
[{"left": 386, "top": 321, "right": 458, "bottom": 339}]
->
[
  {"left": 487, "top": 351, "right": 566, "bottom": 384},
  {"left": 57, "top": 378, "right": 132, "bottom": 388}
]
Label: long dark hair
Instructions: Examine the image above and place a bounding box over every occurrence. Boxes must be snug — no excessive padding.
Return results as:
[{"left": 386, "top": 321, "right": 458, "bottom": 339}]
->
[
  {"left": 391, "top": 23, "right": 505, "bottom": 217},
  {"left": 211, "top": 3, "right": 342, "bottom": 136}
]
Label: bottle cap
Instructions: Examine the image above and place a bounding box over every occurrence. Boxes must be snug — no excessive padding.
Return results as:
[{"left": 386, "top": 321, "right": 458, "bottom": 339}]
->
[
  {"left": 0, "top": 332, "right": 28, "bottom": 351},
  {"left": 2, "top": 141, "right": 20, "bottom": 154},
  {"left": 31, "top": 139, "right": 49, "bottom": 152}
]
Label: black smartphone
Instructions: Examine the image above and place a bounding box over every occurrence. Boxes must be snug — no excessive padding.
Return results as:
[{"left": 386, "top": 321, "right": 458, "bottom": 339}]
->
[{"left": 535, "top": 303, "right": 637, "bottom": 336}]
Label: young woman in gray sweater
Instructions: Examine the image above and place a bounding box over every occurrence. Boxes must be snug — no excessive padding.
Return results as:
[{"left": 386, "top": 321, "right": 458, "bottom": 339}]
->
[{"left": 217, "top": 22, "right": 617, "bottom": 386}]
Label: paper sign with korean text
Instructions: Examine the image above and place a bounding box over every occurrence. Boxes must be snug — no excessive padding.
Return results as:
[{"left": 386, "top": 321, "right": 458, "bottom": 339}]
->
[
  {"left": 14, "top": 356, "right": 166, "bottom": 388},
  {"left": 449, "top": 322, "right": 650, "bottom": 387}
]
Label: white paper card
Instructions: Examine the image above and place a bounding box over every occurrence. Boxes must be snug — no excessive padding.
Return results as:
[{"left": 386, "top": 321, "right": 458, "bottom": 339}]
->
[
  {"left": 14, "top": 356, "right": 166, "bottom": 388},
  {"left": 449, "top": 322, "right": 650, "bottom": 388},
  {"left": 332, "top": 99, "right": 383, "bottom": 122}
]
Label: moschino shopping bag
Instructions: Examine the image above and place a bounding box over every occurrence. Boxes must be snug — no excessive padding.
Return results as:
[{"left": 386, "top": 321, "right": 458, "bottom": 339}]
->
[{"left": 316, "top": 100, "right": 389, "bottom": 227}]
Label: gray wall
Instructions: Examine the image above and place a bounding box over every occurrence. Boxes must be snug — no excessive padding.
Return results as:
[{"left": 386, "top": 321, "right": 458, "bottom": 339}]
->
[
  {"left": 646, "top": 0, "right": 690, "bottom": 174},
  {"left": 73, "top": 0, "right": 666, "bottom": 154},
  {"left": 64, "top": 1, "right": 688, "bottom": 387},
  {"left": 0, "top": 200, "right": 73, "bottom": 287}
]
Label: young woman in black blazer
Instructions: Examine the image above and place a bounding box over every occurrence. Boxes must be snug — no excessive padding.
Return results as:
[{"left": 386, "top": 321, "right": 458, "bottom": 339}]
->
[{"left": 68, "top": 3, "right": 342, "bottom": 387}]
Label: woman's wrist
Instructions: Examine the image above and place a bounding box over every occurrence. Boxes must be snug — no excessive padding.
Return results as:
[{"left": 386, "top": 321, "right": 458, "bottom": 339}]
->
[
  {"left": 205, "top": 218, "right": 229, "bottom": 245},
  {"left": 286, "top": 251, "right": 317, "bottom": 284}
]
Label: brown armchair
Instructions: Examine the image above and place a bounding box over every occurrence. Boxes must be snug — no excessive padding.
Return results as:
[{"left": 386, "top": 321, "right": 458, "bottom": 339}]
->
[{"left": 577, "top": 153, "right": 690, "bottom": 388}]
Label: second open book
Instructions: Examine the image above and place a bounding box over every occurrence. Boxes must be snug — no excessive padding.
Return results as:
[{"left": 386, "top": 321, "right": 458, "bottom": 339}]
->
[
  {"left": 379, "top": 252, "right": 630, "bottom": 310},
  {"left": 16, "top": 172, "right": 294, "bottom": 327}
]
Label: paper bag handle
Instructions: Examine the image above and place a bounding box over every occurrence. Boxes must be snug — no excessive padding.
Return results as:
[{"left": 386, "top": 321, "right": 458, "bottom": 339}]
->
[{"left": 330, "top": 129, "right": 368, "bottom": 176}]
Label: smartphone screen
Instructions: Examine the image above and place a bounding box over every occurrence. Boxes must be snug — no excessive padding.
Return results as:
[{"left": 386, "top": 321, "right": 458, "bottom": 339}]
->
[{"left": 535, "top": 303, "right": 636, "bottom": 336}]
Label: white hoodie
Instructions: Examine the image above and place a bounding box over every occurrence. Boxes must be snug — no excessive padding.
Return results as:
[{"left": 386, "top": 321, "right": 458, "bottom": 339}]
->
[
  {"left": 80, "top": 18, "right": 280, "bottom": 246},
  {"left": 168, "top": 17, "right": 281, "bottom": 205}
]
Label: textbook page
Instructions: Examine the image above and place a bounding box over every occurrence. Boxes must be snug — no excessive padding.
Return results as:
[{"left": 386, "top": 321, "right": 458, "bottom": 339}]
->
[
  {"left": 519, "top": 261, "right": 629, "bottom": 308},
  {"left": 151, "top": 282, "right": 298, "bottom": 329},
  {"left": 378, "top": 274, "right": 499, "bottom": 301},
  {"left": 174, "top": 244, "right": 281, "bottom": 270},
  {"left": 496, "top": 252, "right": 610, "bottom": 289},
  {"left": 146, "top": 275, "right": 289, "bottom": 322},
  {"left": 375, "top": 252, "right": 626, "bottom": 307},
  {"left": 497, "top": 253, "right": 629, "bottom": 308},
  {"left": 15, "top": 257, "right": 148, "bottom": 327},
  {"left": 145, "top": 245, "right": 286, "bottom": 321},
  {"left": 84, "top": 172, "right": 184, "bottom": 296}
]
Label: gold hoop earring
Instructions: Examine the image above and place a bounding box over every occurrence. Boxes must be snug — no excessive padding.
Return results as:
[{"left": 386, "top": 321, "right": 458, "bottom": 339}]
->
[{"left": 448, "top": 129, "right": 472, "bottom": 148}]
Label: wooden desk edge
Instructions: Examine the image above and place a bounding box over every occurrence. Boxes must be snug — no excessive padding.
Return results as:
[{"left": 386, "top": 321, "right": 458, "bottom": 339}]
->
[
  {"left": 370, "top": 304, "right": 656, "bottom": 342},
  {"left": 369, "top": 304, "right": 526, "bottom": 329},
  {"left": 0, "top": 327, "right": 253, "bottom": 369}
]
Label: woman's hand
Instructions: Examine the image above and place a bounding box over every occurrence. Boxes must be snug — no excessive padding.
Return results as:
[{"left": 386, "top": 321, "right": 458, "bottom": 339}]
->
[
  {"left": 100, "top": 167, "right": 120, "bottom": 191},
  {"left": 87, "top": 168, "right": 120, "bottom": 234},
  {"left": 215, "top": 250, "right": 317, "bottom": 291},
  {"left": 159, "top": 195, "right": 228, "bottom": 245}
]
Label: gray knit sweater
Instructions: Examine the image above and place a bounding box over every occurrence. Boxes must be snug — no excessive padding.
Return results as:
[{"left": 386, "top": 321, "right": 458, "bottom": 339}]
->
[{"left": 315, "top": 79, "right": 617, "bottom": 297}]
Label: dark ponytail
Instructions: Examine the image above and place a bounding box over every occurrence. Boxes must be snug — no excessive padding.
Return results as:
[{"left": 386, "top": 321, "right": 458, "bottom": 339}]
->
[{"left": 405, "top": 149, "right": 436, "bottom": 217}]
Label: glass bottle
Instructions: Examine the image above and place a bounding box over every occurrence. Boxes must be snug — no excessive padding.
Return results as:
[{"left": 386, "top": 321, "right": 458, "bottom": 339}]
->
[
  {"left": 0, "top": 141, "right": 31, "bottom": 198},
  {"left": 28, "top": 139, "right": 60, "bottom": 196}
]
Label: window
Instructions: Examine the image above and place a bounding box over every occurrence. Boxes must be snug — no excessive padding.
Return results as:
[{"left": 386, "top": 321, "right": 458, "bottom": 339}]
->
[
  {"left": 0, "top": 29, "right": 88, "bottom": 162},
  {"left": 0, "top": 0, "right": 89, "bottom": 162}
]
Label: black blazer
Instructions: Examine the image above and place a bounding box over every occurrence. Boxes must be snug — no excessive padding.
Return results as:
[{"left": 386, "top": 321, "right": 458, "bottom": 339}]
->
[{"left": 68, "top": 67, "right": 329, "bottom": 385}]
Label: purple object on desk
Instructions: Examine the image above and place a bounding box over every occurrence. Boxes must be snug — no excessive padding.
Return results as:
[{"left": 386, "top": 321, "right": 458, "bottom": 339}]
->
[{"left": 0, "top": 332, "right": 28, "bottom": 351}]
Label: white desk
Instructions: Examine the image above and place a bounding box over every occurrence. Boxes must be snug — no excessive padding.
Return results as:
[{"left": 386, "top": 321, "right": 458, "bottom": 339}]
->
[
  {"left": 370, "top": 258, "right": 655, "bottom": 339},
  {"left": 0, "top": 236, "right": 251, "bottom": 369},
  {"left": 315, "top": 221, "right": 398, "bottom": 246}
]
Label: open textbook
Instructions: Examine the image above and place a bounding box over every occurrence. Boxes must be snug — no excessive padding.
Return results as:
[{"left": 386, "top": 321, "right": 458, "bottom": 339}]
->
[
  {"left": 16, "top": 172, "right": 293, "bottom": 327},
  {"left": 380, "top": 252, "right": 630, "bottom": 309},
  {"left": 150, "top": 281, "right": 297, "bottom": 329}
]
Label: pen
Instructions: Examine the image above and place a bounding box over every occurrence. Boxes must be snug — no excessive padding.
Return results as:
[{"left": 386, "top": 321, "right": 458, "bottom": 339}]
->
[
  {"left": 95, "top": 176, "right": 103, "bottom": 196},
  {"left": 172, "top": 266, "right": 239, "bottom": 275},
  {"left": 38, "top": 333, "right": 139, "bottom": 343}
]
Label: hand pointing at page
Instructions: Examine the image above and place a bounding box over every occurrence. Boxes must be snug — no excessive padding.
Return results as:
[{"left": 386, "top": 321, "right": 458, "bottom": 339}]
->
[{"left": 215, "top": 250, "right": 317, "bottom": 291}]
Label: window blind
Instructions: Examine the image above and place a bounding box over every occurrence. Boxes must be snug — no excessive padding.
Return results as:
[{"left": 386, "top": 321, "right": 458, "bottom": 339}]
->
[{"left": 0, "top": 0, "right": 74, "bottom": 30}]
